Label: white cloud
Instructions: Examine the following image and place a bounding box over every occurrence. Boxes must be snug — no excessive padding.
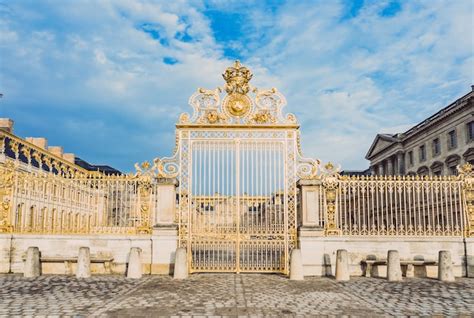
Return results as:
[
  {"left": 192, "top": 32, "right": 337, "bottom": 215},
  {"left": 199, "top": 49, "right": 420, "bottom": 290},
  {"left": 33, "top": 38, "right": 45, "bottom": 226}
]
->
[{"left": 0, "top": 0, "right": 471, "bottom": 171}]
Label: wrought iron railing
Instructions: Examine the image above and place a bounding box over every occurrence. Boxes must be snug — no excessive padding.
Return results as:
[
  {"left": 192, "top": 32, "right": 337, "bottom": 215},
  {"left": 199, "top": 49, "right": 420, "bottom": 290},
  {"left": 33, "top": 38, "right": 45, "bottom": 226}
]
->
[
  {"left": 0, "top": 161, "right": 155, "bottom": 234},
  {"left": 316, "top": 162, "right": 474, "bottom": 237},
  {"left": 336, "top": 175, "right": 465, "bottom": 236}
]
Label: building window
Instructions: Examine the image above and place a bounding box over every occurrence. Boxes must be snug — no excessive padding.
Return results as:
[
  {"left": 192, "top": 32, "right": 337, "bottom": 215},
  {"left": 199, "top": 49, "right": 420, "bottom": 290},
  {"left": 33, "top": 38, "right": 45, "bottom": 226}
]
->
[
  {"left": 432, "top": 138, "right": 440, "bottom": 156},
  {"left": 408, "top": 151, "right": 413, "bottom": 166},
  {"left": 467, "top": 121, "right": 474, "bottom": 142},
  {"left": 419, "top": 145, "right": 426, "bottom": 162},
  {"left": 447, "top": 130, "right": 457, "bottom": 149}
]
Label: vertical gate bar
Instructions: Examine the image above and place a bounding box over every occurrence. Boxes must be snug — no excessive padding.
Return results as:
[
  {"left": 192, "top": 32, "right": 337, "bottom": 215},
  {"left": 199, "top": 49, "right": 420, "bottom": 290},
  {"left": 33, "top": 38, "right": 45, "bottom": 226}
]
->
[
  {"left": 236, "top": 139, "right": 240, "bottom": 273},
  {"left": 283, "top": 136, "right": 289, "bottom": 274},
  {"left": 187, "top": 132, "right": 192, "bottom": 272}
]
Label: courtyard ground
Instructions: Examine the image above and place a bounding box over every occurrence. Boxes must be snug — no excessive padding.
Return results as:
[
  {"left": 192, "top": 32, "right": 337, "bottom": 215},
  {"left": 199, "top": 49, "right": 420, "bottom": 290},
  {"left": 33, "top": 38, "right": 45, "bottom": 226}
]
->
[{"left": 0, "top": 274, "right": 472, "bottom": 317}]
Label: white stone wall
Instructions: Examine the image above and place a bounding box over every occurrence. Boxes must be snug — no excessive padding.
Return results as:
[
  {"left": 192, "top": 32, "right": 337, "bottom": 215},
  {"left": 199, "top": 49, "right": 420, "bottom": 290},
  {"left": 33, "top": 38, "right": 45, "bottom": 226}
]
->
[
  {"left": 0, "top": 231, "right": 179, "bottom": 275},
  {"left": 1, "top": 233, "right": 471, "bottom": 278},
  {"left": 299, "top": 235, "right": 467, "bottom": 278}
]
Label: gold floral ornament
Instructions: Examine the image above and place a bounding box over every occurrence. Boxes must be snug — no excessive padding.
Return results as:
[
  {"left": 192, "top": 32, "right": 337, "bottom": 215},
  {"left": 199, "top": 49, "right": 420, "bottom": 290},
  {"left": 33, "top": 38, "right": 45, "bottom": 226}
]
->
[
  {"left": 252, "top": 110, "right": 275, "bottom": 124},
  {"left": 205, "top": 110, "right": 226, "bottom": 124},
  {"left": 320, "top": 161, "right": 342, "bottom": 236}
]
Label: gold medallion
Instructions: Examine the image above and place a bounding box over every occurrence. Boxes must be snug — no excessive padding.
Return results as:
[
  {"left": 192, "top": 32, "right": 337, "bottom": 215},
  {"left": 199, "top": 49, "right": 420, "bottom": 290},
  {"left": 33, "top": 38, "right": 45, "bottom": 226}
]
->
[{"left": 225, "top": 93, "right": 251, "bottom": 117}]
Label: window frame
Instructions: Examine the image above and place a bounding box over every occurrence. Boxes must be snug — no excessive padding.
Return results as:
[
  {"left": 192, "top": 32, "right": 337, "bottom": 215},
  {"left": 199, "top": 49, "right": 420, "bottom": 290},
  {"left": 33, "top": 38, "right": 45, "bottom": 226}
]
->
[
  {"left": 467, "top": 121, "right": 474, "bottom": 142},
  {"left": 432, "top": 137, "right": 441, "bottom": 157},
  {"left": 447, "top": 129, "right": 457, "bottom": 149},
  {"left": 419, "top": 144, "right": 426, "bottom": 162}
]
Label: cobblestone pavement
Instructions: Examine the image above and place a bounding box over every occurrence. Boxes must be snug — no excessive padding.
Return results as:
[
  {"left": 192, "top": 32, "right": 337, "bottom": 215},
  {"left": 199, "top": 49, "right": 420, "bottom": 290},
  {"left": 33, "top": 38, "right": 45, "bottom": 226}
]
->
[{"left": 0, "top": 274, "right": 472, "bottom": 317}]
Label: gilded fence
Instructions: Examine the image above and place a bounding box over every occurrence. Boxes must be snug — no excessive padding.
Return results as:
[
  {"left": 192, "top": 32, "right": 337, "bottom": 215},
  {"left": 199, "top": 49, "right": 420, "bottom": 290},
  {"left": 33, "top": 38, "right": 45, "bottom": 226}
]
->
[
  {"left": 316, "top": 163, "right": 474, "bottom": 237},
  {"left": 0, "top": 160, "right": 156, "bottom": 235}
]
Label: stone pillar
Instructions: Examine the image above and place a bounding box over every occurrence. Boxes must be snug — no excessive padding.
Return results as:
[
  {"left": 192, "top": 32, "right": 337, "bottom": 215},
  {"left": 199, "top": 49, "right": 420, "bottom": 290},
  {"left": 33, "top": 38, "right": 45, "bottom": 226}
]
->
[
  {"left": 24, "top": 247, "right": 40, "bottom": 278},
  {"left": 297, "top": 179, "right": 324, "bottom": 230},
  {"left": 335, "top": 249, "right": 350, "bottom": 281},
  {"left": 387, "top": 157, "right": 393, "bottom": 176},
  {"left": 387, "top": 250, "right": 402, "bottom": 281},
  {"left": 405, "top": 264, "right": 414, "bottom": 278},
  {"left": 379, "top": 161, "right": 386, "bottom": 176},
  {"left": 397, "top": 152, "right": 405, "bottom": 175},
  {"left": 173, "top": 247, "right": 188, "bottom": 279},
  {"left": 154, "top": 178, "right": 178, "bottom": 226},
  {"left": 438, "top": 250, "right": 454, "bottom": 282},
  {"left": 290, "top": 249, "right": 304, "bottom": 280},
  {"left": 76, "top": 247, "right": 91, "bottom": 278},
  {"left": 151, "top": 178, "right": 179, "bottom": 274}
]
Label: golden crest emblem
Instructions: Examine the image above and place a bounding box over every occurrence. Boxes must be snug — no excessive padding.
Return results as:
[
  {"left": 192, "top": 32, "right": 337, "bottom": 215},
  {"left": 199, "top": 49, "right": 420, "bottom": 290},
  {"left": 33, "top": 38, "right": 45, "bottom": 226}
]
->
[{"left": 224, "top": 93, "right": 251, "bottom": 117}]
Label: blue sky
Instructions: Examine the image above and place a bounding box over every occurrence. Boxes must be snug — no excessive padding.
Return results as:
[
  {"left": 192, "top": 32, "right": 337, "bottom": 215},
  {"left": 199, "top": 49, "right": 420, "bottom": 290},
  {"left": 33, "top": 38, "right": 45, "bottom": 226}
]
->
[{"left": 0, "top": 0, "right": 472, "bottom": 172}]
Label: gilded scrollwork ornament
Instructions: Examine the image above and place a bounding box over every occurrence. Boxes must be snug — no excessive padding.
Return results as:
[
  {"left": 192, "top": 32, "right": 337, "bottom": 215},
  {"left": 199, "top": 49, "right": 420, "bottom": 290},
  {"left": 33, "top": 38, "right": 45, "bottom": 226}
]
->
[
  {"left": 321, "top": 162, "right": 342, "bottom": 236},
  {"left": 0, "top": 160, "right": 15, "bottom": 233},
  {"left": 458, "top": 163, "right": 474, "bottom": 237},
  {"left": 177, "top": 60, "right": 298, "bottom": 126}
]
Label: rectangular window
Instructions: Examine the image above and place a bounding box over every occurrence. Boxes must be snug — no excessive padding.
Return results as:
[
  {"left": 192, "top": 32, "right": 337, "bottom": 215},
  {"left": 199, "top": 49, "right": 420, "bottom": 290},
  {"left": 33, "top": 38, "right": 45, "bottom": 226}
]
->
[
  {"left": 408, "top": 151, "right": 413, "bottom": 166},
  {"left": 448, "top": 130, "right": 457, "bottom": 149},
  {"left": 432, "top": 138, "right": 440, "bottom": 156},
  {"left": 419, "top": 145, "right": 426, "bottom": 162},
  {"left": 468, "top": 121, "right": 474, "bottom": 141}
]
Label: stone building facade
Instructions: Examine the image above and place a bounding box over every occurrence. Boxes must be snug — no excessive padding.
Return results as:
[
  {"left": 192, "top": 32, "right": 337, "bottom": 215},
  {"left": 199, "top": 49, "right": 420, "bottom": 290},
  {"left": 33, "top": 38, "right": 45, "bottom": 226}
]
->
[{"left": 366, "top": 87, "right": 474, "bottom": 176}]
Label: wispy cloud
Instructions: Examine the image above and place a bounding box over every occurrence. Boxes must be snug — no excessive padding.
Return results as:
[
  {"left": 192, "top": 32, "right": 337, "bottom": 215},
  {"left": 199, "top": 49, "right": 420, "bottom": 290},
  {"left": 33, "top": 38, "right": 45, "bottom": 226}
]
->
[{"left": 0, "top": 0, "right": 471, "bottom": 171}]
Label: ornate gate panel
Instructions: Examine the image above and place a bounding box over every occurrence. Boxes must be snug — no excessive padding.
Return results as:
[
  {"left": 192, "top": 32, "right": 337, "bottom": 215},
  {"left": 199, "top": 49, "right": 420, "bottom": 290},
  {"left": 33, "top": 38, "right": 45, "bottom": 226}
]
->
[
  {"left": 158, "top": 61, "right": 319, "bottom": 274},
  {"left": 189, "top": 137, "right": 288, "bottom": 272}
]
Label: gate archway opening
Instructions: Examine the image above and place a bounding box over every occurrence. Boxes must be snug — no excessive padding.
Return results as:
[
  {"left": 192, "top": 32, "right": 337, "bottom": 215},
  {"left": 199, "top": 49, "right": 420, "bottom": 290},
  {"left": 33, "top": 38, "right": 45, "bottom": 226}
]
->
[{"left": 158, "top": 61, "right": 320, "bottom": 274}]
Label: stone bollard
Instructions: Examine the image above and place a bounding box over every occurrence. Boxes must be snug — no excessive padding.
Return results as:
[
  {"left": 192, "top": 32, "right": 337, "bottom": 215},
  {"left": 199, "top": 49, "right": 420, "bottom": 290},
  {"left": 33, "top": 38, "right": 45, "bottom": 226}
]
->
[
  {"left": 76, "top": 247, "right": 91, "bottom": 278},
  {"left": 289, "top": 249, "right": 304, "bottom": 280},
  {"left": 438, "top": 250, "right": 454, "bottom": 282},
  {"left": 24, "top": 247, "right": 41, "bottom": 278},
  {"left": 405, "top": 264, "right": 415, "bottom": 278},
  {"left": 173, "top": 247, "right": 188, "bottom": 279},
  {"left": 387, "top": 250, "right": 402, "bottom": 282},
  {"left": 127, "top": 247, "right": 142, "bottom": 279},
  {"left": 335, "top": 249, "right": 350, "bottom": 281}
]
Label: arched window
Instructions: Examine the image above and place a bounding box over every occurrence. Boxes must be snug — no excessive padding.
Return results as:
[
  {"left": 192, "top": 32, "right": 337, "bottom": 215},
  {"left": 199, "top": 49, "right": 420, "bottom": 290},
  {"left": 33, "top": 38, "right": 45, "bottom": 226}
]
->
[
  {"left": 417, "top": 166, "right": 429, "bottom": 176},
  {"left": 430, "top": 161, "right": 444, "bottom": 176},
  {"left": 445, "top": 154, "right": 461, "bottom": 175}
]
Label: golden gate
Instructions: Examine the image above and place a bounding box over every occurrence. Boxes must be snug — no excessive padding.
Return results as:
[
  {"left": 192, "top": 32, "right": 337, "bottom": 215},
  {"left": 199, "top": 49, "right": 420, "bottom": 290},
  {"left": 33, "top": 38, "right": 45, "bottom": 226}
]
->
[{"left": 159, "top": 61, "right": 319, "bottom": 273}]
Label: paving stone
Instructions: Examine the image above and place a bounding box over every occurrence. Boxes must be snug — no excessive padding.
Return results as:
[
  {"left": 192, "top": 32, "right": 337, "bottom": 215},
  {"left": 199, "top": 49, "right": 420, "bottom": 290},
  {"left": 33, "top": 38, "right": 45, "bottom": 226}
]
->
[{"left": 0, "top": 274, "right": 472, "bottom": 316}]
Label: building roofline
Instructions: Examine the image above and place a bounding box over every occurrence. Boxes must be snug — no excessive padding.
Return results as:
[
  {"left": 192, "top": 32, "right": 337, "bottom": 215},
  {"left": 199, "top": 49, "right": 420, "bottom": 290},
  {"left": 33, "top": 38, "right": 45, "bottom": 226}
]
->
[
  {"left": 366, "top": 87, "right": 473, "bottom": 161},
  {"left": 401, "top": 89, "right": 473, "bottom": 139}
]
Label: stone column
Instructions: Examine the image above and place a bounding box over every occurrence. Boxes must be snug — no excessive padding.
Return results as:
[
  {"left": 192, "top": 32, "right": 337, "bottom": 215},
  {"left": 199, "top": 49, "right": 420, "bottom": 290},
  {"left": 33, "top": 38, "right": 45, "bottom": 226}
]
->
[
  {"left": 397, "top": 152, "right": 405, "bottom": 175},
  {"left": 24, "top": 247, "right": 40, "bottom": 278},
  {"left": 387, "top": 250, "right": 402, "bottom": 281},
  {"left": 387, "top": 157, "right": 393, "bottom": 176},
  {"left": 151, "top": 177, "right": 179, "bottom": 274},
  {"left": 438, "top": 250, "right": 454, "bottom": 282},
  {"left": 335, "top": 249, "right": 350, "bottom": 281},
  {"left": 378, "top": 164, "right": 384, "bottom": 176},
  {"left": 76, "top": 247, "right": 91, "bottom": 278}
]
